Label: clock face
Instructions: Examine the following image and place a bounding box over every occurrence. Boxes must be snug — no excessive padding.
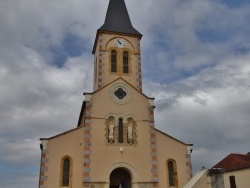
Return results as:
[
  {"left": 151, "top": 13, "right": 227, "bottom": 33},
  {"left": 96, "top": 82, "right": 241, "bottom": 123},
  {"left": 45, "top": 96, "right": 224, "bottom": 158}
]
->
[{"left": 114, "top": 38, "right": 126, "bottom": 48}]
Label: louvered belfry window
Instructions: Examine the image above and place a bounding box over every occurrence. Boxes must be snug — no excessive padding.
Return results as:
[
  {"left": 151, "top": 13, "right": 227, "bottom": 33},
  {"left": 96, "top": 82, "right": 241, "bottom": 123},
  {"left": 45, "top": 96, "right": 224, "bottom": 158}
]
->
[
  {"left": 123, "top": 52, "right": 129, "bottom": 73},
  {"left": 63, "top": 158, "right": 70, "bottom": 186},
  {"left": 111, "top": 50, "right": 117, "bottom": 73}
]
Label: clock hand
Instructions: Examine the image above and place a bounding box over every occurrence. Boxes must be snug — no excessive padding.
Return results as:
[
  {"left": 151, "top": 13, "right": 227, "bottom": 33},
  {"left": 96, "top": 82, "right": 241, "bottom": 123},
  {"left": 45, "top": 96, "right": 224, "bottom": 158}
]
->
[{"left": 118, "top": 39, "right": 122, "bottom": 45}]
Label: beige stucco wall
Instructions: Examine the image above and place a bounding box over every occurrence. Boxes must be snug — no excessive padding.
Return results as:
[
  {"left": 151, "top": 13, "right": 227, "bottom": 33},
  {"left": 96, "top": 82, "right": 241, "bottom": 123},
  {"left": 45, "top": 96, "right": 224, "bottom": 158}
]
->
[
  {"left": 224, "top": 168, "right": 250, "bottom": 188},
  {"left": 43, "top": 127, "right": 84, "bottom": 188},
  {"left": 156, "top": 131, "right": 191, "bottom": 188},
  {"left": 89, "top": 120, "right": 152, "bottom": 182},
  {"left": 91, "top": 79, "right": 149, "bottom": 120},
  {"left": 89, "top": 79, "right": 153, "bottom": 183}
]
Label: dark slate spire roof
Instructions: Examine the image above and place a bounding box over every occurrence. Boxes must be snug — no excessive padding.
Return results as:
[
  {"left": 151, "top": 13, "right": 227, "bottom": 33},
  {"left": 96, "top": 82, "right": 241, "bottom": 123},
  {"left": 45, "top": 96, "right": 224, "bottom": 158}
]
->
[
  {"left": 92, "top": 0, "right": 142, "bottom": 54},
  {"left": 98, "top": 0, "right": 142, "bottom": 36}
]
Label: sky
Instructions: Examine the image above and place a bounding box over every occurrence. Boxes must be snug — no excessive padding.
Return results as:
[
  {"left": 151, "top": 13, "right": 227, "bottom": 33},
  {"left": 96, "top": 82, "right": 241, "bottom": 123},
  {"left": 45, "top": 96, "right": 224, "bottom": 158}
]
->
[{"left": 0, "top": 0, "right": 250, "bottom": 187}]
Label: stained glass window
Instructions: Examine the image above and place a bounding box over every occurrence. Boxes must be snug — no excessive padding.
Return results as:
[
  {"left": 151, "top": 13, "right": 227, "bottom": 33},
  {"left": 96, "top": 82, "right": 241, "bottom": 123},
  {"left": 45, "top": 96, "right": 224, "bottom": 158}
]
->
[
  {"left": 63, "top": 158, "right": 70, "bottom": 186},
  {"left": 168, "top": 161, "right": 174, "bottom": 186}
]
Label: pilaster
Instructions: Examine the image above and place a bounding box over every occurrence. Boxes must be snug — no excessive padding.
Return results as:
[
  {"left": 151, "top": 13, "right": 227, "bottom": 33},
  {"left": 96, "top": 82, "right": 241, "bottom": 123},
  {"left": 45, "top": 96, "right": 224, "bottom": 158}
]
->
[
  {"left": 148, "top": 106, "right": 158, "bottom": 188},
  {"left": 98, "top": 34, "right": 106, "bottom": 89},
  {"left": 83, "top": 100, "right": 93, "bottom": 188},
  {"left": 39, "top": 140, "right": 49, "bottom": 188},
  {"left": 135, "top": 37, "right": 142, "bottom": 92}
]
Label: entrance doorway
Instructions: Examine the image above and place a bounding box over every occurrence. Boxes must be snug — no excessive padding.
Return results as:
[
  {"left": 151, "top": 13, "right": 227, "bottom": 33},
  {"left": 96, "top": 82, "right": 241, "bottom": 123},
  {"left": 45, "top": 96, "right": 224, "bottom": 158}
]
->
[{"left": 110, "top": 167, "right": 131, "bottom": 188}]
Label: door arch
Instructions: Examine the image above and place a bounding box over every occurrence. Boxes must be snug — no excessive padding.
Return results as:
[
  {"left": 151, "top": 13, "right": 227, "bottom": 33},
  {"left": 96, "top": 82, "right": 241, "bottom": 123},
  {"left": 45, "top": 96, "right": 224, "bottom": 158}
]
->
[{"left": 110, "top": 168, "right": 131, "bottom": 188}]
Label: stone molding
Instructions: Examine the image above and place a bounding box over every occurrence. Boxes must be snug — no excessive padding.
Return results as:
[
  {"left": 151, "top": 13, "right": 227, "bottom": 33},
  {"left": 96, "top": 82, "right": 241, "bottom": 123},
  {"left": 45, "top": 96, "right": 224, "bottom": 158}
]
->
[
  {"left": 83, "top": 101, "right": 93, "bottom": 187},
  {"left": 105, "top": 113, "right": 137, "bottom": 123},
  {"left": 109, "top": 83, "right": 132, "bottom": 105},
  {"left": 105, "top": 162, "right": 138, "bottom": 183},
  {"left": 39, "top": 149, "right": 49, "bottom": 188}
]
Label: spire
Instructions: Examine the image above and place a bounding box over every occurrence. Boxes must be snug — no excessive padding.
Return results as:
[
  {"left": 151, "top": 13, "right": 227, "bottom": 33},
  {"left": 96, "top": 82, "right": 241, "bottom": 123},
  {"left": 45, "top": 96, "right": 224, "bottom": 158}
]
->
[{"left": 98, "top": 0, "right": 142, "bottom": 36}]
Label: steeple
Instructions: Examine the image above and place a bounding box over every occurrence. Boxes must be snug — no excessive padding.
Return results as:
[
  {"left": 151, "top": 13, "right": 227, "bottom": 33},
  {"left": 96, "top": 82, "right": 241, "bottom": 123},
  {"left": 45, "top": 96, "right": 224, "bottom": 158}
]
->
[
  {"left": 92, "top": 0, "right": 142, "bottom": 54},
  {"left": 99, "top": 0, "right": 142, "bottom": 36}
]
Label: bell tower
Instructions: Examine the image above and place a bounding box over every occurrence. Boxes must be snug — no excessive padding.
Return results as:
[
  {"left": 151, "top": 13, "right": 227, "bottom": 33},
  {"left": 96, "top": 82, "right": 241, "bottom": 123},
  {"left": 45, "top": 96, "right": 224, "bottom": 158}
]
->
[{"left": 92, "top": 0, "right": 143, "bottom": 92}]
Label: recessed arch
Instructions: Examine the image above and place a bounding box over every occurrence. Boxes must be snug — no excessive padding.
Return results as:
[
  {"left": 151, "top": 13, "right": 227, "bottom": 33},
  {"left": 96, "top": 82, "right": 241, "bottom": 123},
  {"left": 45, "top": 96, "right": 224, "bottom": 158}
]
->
[
  {"left": 105, "top": 113, "right": 137, "bottom": 124},
  {"left": 105, "top": 113, "right": 137, "bottom": 145},
  {"left": 126, "top": 114, "right": 137, "bottom": 121},
  {"left": 166, "top": 159, "right": 178, "bottom": 188},
  {"left": 110, "top": 168, "right": 131, "bottom": 188},
  {"left": 105, "top": 162, "right": 138, "bottom": 183},
  {"left": 60, "top": 155, "right": 73, "bottom": 188}
]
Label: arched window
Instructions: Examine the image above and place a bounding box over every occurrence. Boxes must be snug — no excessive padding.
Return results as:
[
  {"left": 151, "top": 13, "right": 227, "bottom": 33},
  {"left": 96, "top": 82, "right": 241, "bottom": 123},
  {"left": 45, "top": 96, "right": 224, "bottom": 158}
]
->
[
  {"left": 61, "top": 157, "right": 72, "bottom": 187},
  {"left": 63, "top": 158, "right": 70, "bottom": 186},
  {"left": 167, "top": 160, "right": 178, "bottom": 187},
  {"left": 123, "top": 52, "right": 129, "bottom": 73},
  {"left": 111, "top": 50, "right": 117, "bottom": 73},
  {"left": 229, "top": 176, "right": 236, "bottom": 188},
  {"left": 168, "top": 161, "right": 174, "bottom": 186},
  {"left": 118, "top": 118, "right": 123, "bottom": 143}
]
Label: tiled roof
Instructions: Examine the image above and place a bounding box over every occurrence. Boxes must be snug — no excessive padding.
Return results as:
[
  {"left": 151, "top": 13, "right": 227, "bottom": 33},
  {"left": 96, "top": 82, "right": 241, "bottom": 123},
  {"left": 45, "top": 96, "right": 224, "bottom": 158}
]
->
[
  {"left": 98, "top": 0, "right": 142, "bottom": 36},
  {"left": 213, "top": 153, "right": 250, "bottom": 172}
]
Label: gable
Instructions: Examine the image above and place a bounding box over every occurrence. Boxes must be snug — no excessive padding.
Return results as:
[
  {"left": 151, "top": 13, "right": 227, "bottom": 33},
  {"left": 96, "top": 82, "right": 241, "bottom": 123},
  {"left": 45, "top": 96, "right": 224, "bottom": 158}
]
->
[
  {"left": 40, "top": 126, "right": 84, "bottom": 140},
  {"left": 155, "top": 128, "right": 189, "bottom": 146},
  {"left": 89, "top": 78, "right": 153, "bottom": 120}
]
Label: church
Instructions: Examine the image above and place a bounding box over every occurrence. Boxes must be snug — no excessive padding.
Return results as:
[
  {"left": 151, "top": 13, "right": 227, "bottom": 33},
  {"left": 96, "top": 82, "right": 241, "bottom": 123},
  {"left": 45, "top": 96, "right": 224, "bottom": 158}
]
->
[{"left": 39, "top": 0, "right": 193, "bottom": 188}]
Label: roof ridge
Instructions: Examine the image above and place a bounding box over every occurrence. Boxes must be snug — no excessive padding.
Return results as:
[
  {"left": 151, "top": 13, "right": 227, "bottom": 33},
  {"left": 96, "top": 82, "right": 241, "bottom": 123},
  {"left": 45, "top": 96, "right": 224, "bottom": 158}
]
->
[{"left": 212, "top": 153, "right": 250, "bottom": 172}]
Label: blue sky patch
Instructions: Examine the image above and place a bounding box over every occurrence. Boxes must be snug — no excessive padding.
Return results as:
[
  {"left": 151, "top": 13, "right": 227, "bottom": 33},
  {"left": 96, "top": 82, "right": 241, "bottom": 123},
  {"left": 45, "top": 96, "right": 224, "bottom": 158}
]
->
[
  {"left": 220, "top": 0, "right": 250, "bottom": 8},
  {"left": 196, "top": 29, "right": 230, "bottom": 43},
  {"left": 49, "top": 34, "right": 88, "bottom": 67},
  {"left": 0, "top": 163, "right": 38, "bottom": 175},
  {"left": 234, "top": 46, "right": 250, "bottom": 55}
]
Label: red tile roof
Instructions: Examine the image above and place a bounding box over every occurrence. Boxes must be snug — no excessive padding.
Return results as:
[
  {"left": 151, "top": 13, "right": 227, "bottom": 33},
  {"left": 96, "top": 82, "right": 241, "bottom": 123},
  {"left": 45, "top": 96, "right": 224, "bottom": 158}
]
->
[{"left": 213, "top": 153, "right": 250, "bottom": 172}]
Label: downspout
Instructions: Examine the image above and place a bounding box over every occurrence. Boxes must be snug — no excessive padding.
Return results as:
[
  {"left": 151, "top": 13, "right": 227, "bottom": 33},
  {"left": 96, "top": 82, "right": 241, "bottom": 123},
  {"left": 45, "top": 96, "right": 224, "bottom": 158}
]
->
[{"left": 38, "top": 143, "right": 43, "bottom": 188}]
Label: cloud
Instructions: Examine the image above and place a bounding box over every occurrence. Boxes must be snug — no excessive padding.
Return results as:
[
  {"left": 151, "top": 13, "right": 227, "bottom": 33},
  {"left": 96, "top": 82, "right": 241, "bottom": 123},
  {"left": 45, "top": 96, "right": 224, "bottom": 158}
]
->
[{"left": 148, "top": 53, "right": 250, "bottom": 172}]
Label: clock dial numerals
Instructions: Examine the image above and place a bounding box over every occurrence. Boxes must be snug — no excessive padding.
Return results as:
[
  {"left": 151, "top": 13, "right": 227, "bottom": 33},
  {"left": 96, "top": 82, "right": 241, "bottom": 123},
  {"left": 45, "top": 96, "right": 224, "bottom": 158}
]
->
[{"left": 114, "top": 38, "right": 126, "bottom": 48}]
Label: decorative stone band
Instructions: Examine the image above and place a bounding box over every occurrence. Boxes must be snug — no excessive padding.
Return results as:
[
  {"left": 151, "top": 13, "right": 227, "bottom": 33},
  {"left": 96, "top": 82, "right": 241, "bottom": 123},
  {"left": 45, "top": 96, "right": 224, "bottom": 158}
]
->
[
  {"left": 135, "top": 55, "right": 142, "bottom": 91},
  {"left": 99, "top": 34, "right": 105, "bottom": 51},
  {"left": 98, "top": 50, "right": 106, "bottom": 89},
  {"left": 148, "top": 106, "right": 158, "bottom": 187},
  {"left": 185, "top": 151, "right": 193, "bottom": 179},
  {"left": 85, "top": 111, "right": 92, "bottom": 118},
  {"left": 83, "top": 101, "right": 93, "bottom": 187},
  {"left": 134, "top": 37, "right": 141, "bottom": 55},
  {"left": 39, "top": 149, "right": 49, "bottom": 188}
]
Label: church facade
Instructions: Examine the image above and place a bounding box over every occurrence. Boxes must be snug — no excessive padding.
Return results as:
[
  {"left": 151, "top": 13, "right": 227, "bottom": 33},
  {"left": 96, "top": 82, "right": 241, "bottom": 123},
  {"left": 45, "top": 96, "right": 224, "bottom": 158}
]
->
[{"left": 39, "top": 0, "right": 192, "bottom": 188}]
